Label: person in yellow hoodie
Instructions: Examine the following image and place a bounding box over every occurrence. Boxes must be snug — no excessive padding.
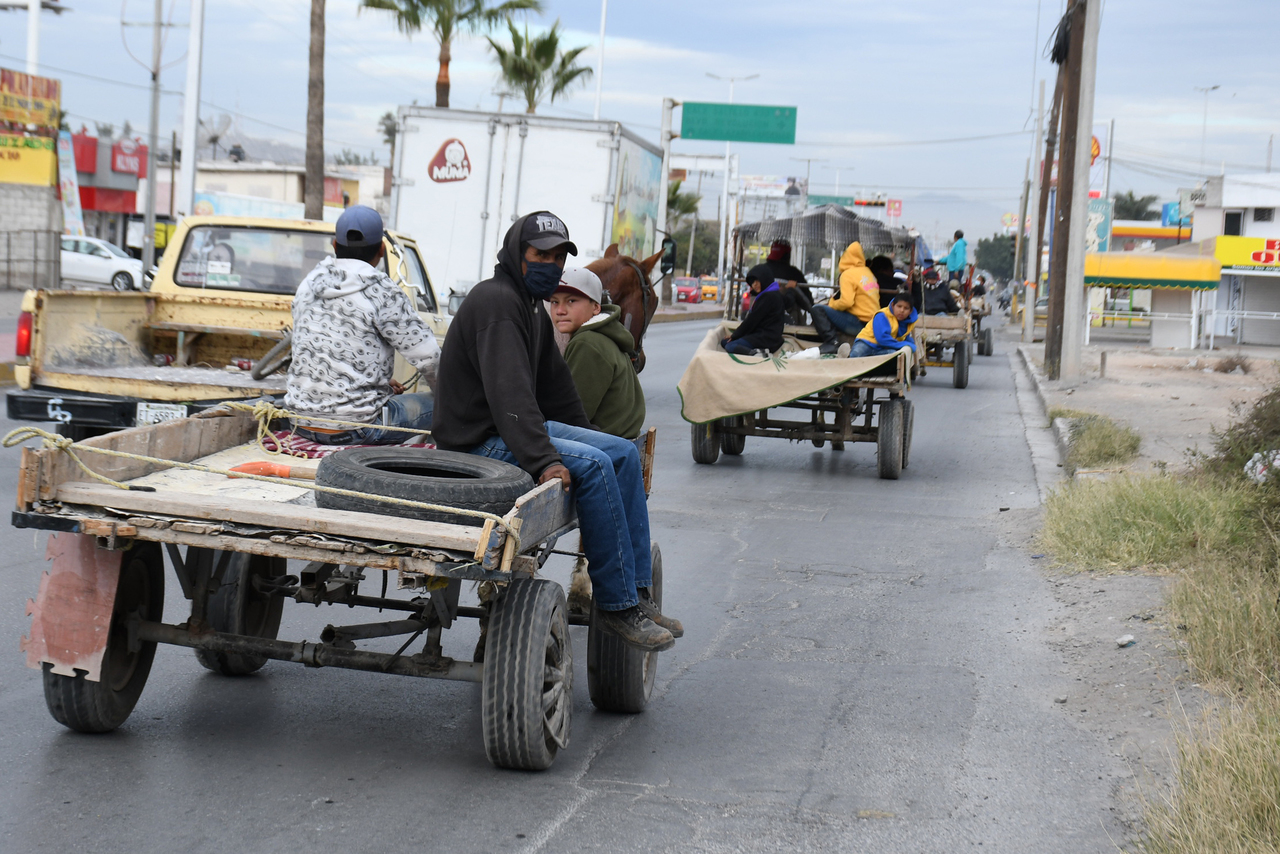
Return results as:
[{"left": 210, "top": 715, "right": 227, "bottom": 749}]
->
[{"left": 810, "top": 241, "right": 879, "bottom": 354}]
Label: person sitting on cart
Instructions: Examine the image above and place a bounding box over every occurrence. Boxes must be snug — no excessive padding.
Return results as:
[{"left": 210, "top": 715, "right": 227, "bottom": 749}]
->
[
  {"left": 848, "top": 291, "right": 918, "bottom": 359},
  {"left": 285, "top": 205, "right": 440, "bottom": 444},
  {"left": 722, "top": 264, "right": 786, "bottom": 356},
  {"left": 922, "top": 267, "right": 961, "bottom": 315},
  {"left": 432, "top": 210, "right": 681, "bottom": 654},
  {"left": 548, "top": 266, "right": 645, "bottom": 440},
  {"left": 765, "top": 240, "right": 813, "bottom": 322},
  {"left": 941, "top": 229, "right": 968, "bottom": 283},
  {"left": 810, "top": 241, "right": 879, "bottom": 354}
]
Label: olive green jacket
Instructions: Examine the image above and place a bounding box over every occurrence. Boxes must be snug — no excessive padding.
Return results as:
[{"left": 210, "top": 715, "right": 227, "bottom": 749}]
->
[{"left": 563, "top": 304, "right": 645, "bottom": 439}]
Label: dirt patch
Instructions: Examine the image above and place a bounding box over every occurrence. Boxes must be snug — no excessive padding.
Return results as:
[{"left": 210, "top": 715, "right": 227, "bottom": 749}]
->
[{"left": 1024, "top": 345, "right": 1278, "bottom": 473}]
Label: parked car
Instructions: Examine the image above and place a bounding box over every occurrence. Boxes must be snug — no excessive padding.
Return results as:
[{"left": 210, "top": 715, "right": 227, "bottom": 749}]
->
[
  {"left": 700, "top": 278, "right": 719, "bottom": 301},
  {"left": 60, "top": 236, "right": 144, "bottom": 291},
  {"left": 675, "top": 277, "right": 702, "bottom": 304}
]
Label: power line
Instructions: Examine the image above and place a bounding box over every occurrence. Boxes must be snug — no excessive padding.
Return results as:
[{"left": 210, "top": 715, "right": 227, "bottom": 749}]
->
[{"left": 794, "top": 130, "right": 1033, "bottom": 149}]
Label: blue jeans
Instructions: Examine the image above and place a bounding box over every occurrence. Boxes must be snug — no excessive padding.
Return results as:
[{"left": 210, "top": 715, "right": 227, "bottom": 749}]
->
[
  {"left": 848, "top": 339, "right": 912, "bottom": 358},
  {"left": 812, "top": 304, "right": 866, "bottom": 336},
  {"left": 294, "top": 392, "right": 434, "bottom": 445},
  {"left": 469, "top": 421, "right": 651, "bottom": 611},
  {"left": 723, "top": 337, "right": 758, "bottom": 355}
]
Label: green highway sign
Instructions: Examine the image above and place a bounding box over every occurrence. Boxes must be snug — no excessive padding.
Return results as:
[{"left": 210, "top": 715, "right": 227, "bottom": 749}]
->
[
  {"left": 680, "top": 102, "right": 797, "bottom": 144},
  {"left": 808, "top": 194, "right": 859, "bottom": 207}
]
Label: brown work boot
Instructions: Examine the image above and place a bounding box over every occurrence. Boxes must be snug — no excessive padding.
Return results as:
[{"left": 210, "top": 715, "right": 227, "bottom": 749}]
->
[
  {"left": 595, "top": 606, "right": 675, "bottom": 652},
  {"left": 637, "top": 587, "right": 683, "bottom": 638}
]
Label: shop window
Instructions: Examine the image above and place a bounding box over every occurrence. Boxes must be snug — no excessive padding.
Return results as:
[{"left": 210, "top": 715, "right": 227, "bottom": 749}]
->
[
  {"left": 1254, "top": 208, "right": 1275, "bottom": 223},
  {"left": 1224, "top": 210, "right": 1244, "bottom": 236}
]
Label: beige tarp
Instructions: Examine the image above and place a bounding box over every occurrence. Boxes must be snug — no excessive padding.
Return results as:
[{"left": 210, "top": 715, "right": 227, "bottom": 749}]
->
[{"left": 677, "top": 323, "right": 908, "bottom": 424}]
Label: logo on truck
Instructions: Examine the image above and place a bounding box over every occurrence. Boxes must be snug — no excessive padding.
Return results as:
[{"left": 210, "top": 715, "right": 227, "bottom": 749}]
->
[{"left": 428, "top": 138, "right": 470, "bottom": 182}]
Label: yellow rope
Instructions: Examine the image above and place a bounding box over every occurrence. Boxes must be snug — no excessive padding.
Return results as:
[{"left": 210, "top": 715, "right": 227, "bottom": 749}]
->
[
  {"left": 221, "top": 400, "right": 434, "bottom": 459},
  {"left": 2, "top": 426, "right": 521, "bottom": 557}
]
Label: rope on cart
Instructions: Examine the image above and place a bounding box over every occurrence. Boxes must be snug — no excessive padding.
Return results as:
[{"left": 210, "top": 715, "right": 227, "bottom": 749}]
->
[
  {"left": 0, "top": 426, "right": 522, "bottom": 556},
  {"left": 220, "top": 400, "right": 433, "bottom": 458}
]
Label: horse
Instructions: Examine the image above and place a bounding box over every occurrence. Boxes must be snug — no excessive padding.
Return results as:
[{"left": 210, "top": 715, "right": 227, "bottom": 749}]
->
[{"left": 586, "top": 244, "right": 662, "bottom": 373}]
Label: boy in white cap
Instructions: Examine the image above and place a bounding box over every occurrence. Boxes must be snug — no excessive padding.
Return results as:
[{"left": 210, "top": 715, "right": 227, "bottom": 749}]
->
[{"left": 548, "top": 267, "right": 646, "bottom": 440}]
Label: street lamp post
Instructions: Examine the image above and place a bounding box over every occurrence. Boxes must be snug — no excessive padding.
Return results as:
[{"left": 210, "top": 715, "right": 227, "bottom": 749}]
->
[
  {"left": 592, "top": 0, "right": 607, "bottom": 121},
  {"left": 1195, "top": 84, "right": 1220, "bottom": 174},
  {"left": 706, "top": 72, "right": 757, "bottom": 285}
]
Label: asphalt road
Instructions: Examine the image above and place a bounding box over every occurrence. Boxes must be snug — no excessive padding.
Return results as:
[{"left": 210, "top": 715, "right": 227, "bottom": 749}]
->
[{"left": 0, "top": 320, "right": 1127, "bottom": 853}]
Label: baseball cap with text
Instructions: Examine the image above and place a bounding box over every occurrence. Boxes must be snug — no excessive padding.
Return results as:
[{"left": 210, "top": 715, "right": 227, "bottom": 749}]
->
[{"left": 521, "top": 211, "right": 578, "bottom": 255}]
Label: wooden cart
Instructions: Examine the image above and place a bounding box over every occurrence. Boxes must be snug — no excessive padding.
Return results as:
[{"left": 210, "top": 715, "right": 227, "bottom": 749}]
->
[
  {"left": 689, "top": 348, "right": 913, "bottom": 480},
  {"left": 915, "top": 312, "right": 973, "bottom": 389},
  {"left": 13, "top": 410, "right": 662, "bottom": 771}
]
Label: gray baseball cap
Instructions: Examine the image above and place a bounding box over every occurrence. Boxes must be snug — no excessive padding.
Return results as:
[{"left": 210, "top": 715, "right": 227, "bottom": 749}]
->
[{"left": 334, "top": 205, "right": 384, "bottom": 248}]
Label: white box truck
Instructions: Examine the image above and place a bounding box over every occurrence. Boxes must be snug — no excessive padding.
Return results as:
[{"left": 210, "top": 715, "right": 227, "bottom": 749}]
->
[{"left": 388, "top": 106, "right": 663, "bottom": 305}]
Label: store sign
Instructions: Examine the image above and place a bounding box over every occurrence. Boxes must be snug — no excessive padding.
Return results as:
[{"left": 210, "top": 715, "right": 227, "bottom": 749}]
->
[
  {"left": 111, "top": 139, "right": 141, "bottom": 174},
  {"left": 887, "top": 199, "right": 902, "bottom": 218},
  {"left": 428, "top": 138, "right": 470, "bottom": 182},
  {"left": 0, "top": 68, "right": 60, "bottom": 127},
  {"left": 1217, "top": 236, "right": 1280, "bottom": 273},
  {"left": 0, "top": 133, "right": 56, "bottom": 186},
  {"left": 1087, "top": 197, "right": 1114, "bottom": 253},
  {"left": 56, "top": 131, "right": 85, "bottom": 235}
]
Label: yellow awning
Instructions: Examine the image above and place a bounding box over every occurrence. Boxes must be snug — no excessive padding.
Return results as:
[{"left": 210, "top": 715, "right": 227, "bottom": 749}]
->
[{"left": 1084, "top": 252, "right": 1221, "bottom": 290}]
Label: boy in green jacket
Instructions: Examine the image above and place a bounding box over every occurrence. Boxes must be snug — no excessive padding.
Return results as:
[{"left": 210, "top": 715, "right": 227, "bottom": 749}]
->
[{"left": 549, "top": 267, "right": 646, "bottom": 440}]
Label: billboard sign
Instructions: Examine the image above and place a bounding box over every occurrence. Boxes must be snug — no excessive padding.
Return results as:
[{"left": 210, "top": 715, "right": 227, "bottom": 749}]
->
[
  {"left": 680, "top": 103, "right": 797, "bottom": 144},
  {"left": 610, "top": 136, "right": 661, "bottom": 260},
  {"left": 0, "top": 68, "right": 60, "bottom": 127},
  {"left": 0, "top": 133, "right": 56, "bottom": 186},
  {"left": 56, "top": 131, "right": 85, "bottom": 235},
  {"left": 1087, "top": 197, "right": 1114, "bottom": 253},
  {"left": 1217, "top": 236, "right": 1280, "bottom": 274}
]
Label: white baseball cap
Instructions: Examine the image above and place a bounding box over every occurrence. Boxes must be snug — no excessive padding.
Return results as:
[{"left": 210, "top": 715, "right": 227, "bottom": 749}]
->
[{"left": 555, "top": 267, "right": 603, "bottom": 303}]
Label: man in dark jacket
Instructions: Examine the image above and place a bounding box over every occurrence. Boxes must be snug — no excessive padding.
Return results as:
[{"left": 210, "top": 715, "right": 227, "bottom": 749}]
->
[
  {"left": 433, "top": 211, "right": 680, "bottom": 653},
  {"left": 723, "top": 264, "right": 786, "bottom": 355},
  {"left": 767, "top": 240, "right": 814, "bottom": 323},
  {"left": 922, "top": 267, "right": 960, "bottom": 315}
]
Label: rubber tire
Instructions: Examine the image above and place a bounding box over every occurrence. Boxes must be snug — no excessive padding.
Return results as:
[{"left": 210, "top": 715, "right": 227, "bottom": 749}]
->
[
  {"left": 587, "top": 541, "right": 663, "bottom": 713},
  {"left": 981, "top": 327, "right": 994, "bottom": 357},
  {"left": 720, "top": 417, "right": 746, "bottom": 456},
  {"left": 192, "top": 549, "right": 286, "bottom": 676},
  {"left": 251, "top": 330, "right": 293, "bottom": 380},
  {"left": 316, "top": 448, "right": 533, "bottom": 526},
  {"left": 110, "top": 271, "right": 134, "bottom": 291},
  {"left": 901, "top": 399, "right": 915, "bottom": 469},
  {"left": 953, "top": 340, "right": 970, "bottom": 389},
  {"left": 691, "top": 422, "right": 720, "bottom": 465},
  {"left": 877, "top": 398, "right": 904, "bottom": 480},
  {"left": 42, "top": 541, "right": 164, "bottom": 733},
  {"left": 482, "top": 578, "right": 572, "bottom": 771}
]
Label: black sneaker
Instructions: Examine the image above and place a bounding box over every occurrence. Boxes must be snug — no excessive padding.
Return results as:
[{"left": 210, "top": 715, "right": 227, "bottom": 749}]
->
[
  {"left": 595, "top": 606, "right": 675, "bottom": 652},
  {"left": 637, "top": 587, "right": 683, "bottom": 638}
]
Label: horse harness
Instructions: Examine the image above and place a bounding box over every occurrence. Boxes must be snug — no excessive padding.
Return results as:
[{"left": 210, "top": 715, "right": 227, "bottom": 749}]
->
[{"left": 618, "top": 257, "right": 658, "bottom": 372}]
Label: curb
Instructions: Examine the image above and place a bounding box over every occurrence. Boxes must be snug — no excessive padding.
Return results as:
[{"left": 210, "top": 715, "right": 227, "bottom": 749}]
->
[
  {"left": 1016, "top": 344, "right": 1053, "bottom": 420},
  {"left": 651, "top": 309, "right": 724, "bottom": 324}
]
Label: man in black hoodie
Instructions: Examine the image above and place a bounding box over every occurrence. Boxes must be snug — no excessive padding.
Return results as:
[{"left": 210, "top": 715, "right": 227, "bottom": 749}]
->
[
  {"left": 723, "top": 264, "right": 786, "bottom": 355},
  {"left": 433, "top": 211, "right": 680, "bottom": 653}
]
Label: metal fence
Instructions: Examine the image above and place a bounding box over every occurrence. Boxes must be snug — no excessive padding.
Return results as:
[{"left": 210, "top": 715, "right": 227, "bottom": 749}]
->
[{"left": 0, "top": 230, "right": 60, "bottom": 290}]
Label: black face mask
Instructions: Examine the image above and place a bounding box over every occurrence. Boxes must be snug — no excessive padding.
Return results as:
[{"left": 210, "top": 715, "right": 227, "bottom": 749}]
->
[{"left": 524, "top": 262, "right": 562, "bottom": 300}]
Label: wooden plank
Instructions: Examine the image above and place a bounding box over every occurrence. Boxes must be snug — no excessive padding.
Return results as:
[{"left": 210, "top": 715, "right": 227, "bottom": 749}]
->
[
  {"left": 504, "top": 480, "right": 575, "bottom": 550},
  {"left": 147, "top": 321, "right": 287, "bottom": 340},
  {"left": 55, "top": 481, "right": 486, "bottom": 553}
]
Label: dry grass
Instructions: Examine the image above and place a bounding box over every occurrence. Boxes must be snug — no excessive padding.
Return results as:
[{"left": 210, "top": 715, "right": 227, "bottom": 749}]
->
[
  {"left": 1214, "top": 353, "right": 1251, "bottom": 374},
  {"left": 1067, "top": 415, "right": 1142, "bottom": 473},
  {"left": 1040, "top": 476, "right": 1253, "bottom": 572}
]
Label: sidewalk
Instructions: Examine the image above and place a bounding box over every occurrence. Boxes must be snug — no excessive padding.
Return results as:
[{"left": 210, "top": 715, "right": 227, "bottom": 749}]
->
[{"left": 652, "top": 302, "right": 723, "bottom": 323}]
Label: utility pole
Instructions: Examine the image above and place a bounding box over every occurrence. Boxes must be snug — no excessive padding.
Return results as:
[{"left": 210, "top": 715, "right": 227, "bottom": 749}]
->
[
  {"left": 1034, "top": 69, "right": 1064, "bottom": 299},
  {"left": 1044, "top": 0, "right": 1086, "bottom": 381},
  {"left": 142, "top": 0, "right": 163, "bottom": 270},
  {"left": 686, "top": 169, "right": 703, "bottom": 276},
  {"left": 592, "top": 0, "right": 607, "bottom": 121},
  {"left": 304, "top": 0, "right": 325, "bottom": 221},
  {"left": 1061, "top": 0, "right": 1100, "bottom": 383},
  {"left": 1195, "top": 84, "right": 1220, "bottom": 175},
  {"left": 1268, "top": 135, "right": 1273, "bottom": 173},
  {"left": 1013, "top": 157, "right": 1029, "bottom": 291},
  {"left": 707, "top": 72, "right": 756, "bottom": 285},
  {"left": 1103, "top": 116, "right": 1115, "bottom": 201},
  {"left": 656, "top": 97, "right": 677, "bottom": 305},
  {"left": 1024, "top": 79, "right": 1045, "bottom": 343},
  {"left": 26, "top": 0, "right": 40, "bottom": 73},
  {"left": 176, "top": 0, "right": 204, "bottom": 218}
]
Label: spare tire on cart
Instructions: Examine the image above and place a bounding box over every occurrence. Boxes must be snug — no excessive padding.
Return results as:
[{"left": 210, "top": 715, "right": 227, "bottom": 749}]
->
[{"left": 315, "top": 448, "right": 534, "bottom": 525}]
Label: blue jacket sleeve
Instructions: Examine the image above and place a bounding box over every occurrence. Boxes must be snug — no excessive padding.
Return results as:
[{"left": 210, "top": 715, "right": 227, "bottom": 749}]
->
[{"left": 872, "top": 314, "right": 897, "bottom": 347}]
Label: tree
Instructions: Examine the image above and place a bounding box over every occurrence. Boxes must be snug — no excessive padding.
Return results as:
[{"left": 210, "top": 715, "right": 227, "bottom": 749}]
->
[
  {"left": 667, "top": 179, "right": 701, "bottom": 235},
  {"left": 1113, "top": 190, "right": 1160, "bottom": 221},
  {"left": 361, "top": 0, "right": 542, "bottom": 109},
  {"left": 378, "top": 111, "right": 398, "bottom": 163},
  {"left": 487, "top": 20, "right": 592, "bottom": 114},
  {"left": 671, "top": 219, "right": 720, "bottom": 277},
  {"left": 334, "top": 148, "right": 380, "bottom": 166},
  {"left": 975, "top": 233, "right": 1015, "bottom": 280}
]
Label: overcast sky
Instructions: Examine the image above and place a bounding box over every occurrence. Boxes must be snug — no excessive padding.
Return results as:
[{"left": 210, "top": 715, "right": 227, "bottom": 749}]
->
[{"left": 5, "top": 0, "right": 1275, "bottom": 248}]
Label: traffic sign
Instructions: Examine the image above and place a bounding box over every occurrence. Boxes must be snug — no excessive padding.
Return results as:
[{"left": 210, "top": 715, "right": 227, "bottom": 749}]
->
[{"left": 680, "top": 103, "right": 797, "bottom": 144}]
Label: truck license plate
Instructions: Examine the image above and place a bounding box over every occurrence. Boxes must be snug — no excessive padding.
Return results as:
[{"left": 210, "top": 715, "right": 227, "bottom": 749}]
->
[{"left": 135, "top": 402, "right": 187, "bottom": 425}]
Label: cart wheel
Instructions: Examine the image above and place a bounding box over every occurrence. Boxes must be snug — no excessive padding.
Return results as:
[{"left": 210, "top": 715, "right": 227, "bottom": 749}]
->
[
  {"left": 42, "top": 541, "right": 164, "bottom": 733},
  {"left": 981, "top": 327, "right": 994, "bottom": 357},
  {"left": 691, "top": 422, "right": 720, "bottom": 465},
  {"left": 831, "top": 440, "right": 845, "bottom": 451},
  {"left": 588, "top": 542, "right": 663, "bottom": 713},
  {"left": 192, "top": 549, "right": 286, "bottom": 676},
  {"left": 901, "top": 399, "right": 915, "bottom": 469},
  {"left": 877, "top": 399, "right": 904, "bottom": 480},
  {"left": 953, "top": 341, "right": 970, "bottom": 389},
  {"left": 482, "top": 578, "right": 572, "bottom": 771},
  {"left": 720, "top": 417, "right": 746, "bottom": 456}
]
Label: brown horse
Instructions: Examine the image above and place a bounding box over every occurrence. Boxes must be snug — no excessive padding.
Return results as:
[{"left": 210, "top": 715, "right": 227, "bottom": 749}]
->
[{"left": 586, "top": 244, "right": 662, "bottom": 373}]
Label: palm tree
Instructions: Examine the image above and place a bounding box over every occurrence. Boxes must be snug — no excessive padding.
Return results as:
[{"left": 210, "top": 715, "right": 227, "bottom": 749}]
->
[
  {"left": 378, "top": 111, "right": 398, "bottom": 163},
  {"left": 667, "top": 180, "right": 701, "bottom": 234},
  {"left": 487, "top": 21, "right": 592, "bottom": 115},
  {"left": 361, "top": 0, "right": 542, "bottom": 109},
  {"left": 1113, "top": 190, "right": 1160, "bottom": 222}
]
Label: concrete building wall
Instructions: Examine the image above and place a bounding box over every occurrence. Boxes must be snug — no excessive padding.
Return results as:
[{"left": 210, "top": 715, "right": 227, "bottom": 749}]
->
[
  {"left": 1241, "top": 274, "right": 1280, "bottom": 345},
  {"left": 0, "top": 184, "right": 61, "bottom": 289}
]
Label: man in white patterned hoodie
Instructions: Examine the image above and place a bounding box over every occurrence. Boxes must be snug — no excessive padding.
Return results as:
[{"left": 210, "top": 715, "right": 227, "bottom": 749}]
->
[{"left": 285, "top": 205, "right": 440, "bottom": 444}]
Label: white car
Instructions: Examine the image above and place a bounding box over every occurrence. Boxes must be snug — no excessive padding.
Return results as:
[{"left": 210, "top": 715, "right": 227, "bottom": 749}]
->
[{"left": 60, "top": 236, "right": 144, "bottom": 291}]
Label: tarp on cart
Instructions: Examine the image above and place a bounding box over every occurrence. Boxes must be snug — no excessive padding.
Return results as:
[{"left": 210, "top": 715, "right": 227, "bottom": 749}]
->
[{"left": 677, "top": 324, "right": 909, "bottom": 424}]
